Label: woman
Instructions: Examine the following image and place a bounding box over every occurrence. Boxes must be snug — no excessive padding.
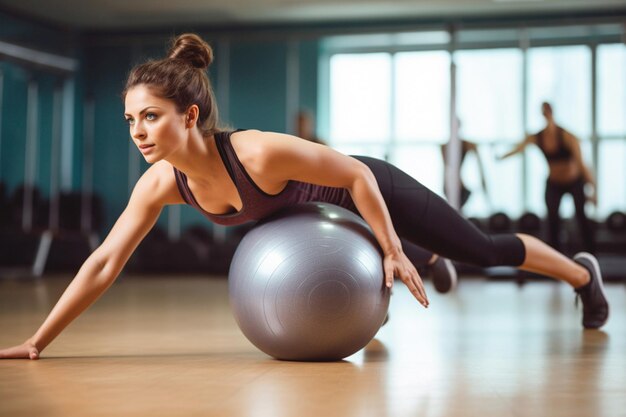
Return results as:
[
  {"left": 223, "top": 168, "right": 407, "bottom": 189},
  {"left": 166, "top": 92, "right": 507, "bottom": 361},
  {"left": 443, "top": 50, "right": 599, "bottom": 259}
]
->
[
  {"left": 440, "top": 119, "right": 488, "bottom": 210},
  {"left": 500, "top": 102, "right": 596, "bottom": 253},
  {"left": 0, "top": 35, "right": 608, "bottom": 360}
]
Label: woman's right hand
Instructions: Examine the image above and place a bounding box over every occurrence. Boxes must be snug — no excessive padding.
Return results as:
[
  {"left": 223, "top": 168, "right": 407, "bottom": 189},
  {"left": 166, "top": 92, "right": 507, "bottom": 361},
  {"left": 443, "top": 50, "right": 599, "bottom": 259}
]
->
[
  {"left": 384, "top": 250, "right": 429, "bottom": 308},
  {"left": 0, "top": 340, "right": 40, "bottom": 360}
]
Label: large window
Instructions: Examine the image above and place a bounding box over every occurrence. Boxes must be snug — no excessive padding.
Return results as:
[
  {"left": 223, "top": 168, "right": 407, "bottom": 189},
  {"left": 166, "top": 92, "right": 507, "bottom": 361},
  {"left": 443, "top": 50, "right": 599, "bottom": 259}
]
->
[
  {"left": 329, "top": 53, "right": 391, "bottom": 146},
  {"left": 324, "top": 25, "right": 625, "bottom": 219},
  {"left": 328, "top": 50, "right": 450, "bottom": 192},
  {"left": 393, "top": 51, "right": 450, "bottom": 191},
  {"left": 597, "top": 43, "right": 626, "bottom": 216},
  {"left": 456, "top": 49, "right": 524, "bottom": 143},
  {"left": 456, "top": 48, "right": 524, "bottom": 216},
  {"left": 598, "top": 44, "right": 626, "bottom": 138},
  {"left": 395, "top": 51, "right": 450, "bottom": 143},
  {"left": 598, "top": 141, "right": 626, "bottom": 216},
  {"left": 526, "top": 46, "right": 591, "bottom": 137}
]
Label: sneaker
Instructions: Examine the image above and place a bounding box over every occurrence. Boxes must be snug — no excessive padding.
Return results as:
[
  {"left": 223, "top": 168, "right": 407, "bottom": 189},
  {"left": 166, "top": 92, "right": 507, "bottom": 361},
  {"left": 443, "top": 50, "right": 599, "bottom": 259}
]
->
[
  {"left": 573, "top": 252, "right": 609, "bottom": 329},
  {"left": 431, "top": 257, "right": 458, "bottom": 294}
]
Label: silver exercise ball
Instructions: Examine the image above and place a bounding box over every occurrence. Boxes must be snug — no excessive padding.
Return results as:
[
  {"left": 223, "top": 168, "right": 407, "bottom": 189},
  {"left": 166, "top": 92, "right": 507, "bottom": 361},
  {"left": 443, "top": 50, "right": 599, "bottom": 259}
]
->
[{"left": 228, "top": 203, "right": 390, "bottom": 361}]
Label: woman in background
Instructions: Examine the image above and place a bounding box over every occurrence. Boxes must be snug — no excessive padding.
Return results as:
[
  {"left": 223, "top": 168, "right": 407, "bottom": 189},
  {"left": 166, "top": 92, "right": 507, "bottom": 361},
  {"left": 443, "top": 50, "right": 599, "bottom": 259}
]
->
[{"left": 500, "top": 102, "right": 596, "bottom": 253}]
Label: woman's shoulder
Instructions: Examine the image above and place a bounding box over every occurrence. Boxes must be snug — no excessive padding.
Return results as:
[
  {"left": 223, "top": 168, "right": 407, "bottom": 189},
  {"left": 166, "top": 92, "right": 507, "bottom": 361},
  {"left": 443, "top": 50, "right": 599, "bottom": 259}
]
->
[
  {"left": 525, "top": 132, "right": 539, "bottom": 143},
  {"left": 141, "top": 159, "right": 176, "bottom": 180},
  {"left": 229, "top": 128, "right": 263, "bottom": 143},
  {"left": 230, "top": 130, "right": 281, "bottom": 173},
  {"left": 559, "top": 127, "right": 577, "bottom": 140},
  {"left": 230, "top": 129, "right": 289, "bottom": 159},
  {"left": 231, "top": 129, "right": 308, "bottom": 150},
  {"left": 230, "top": 129, "right": 318, "bottom": 176},
  {"left": 134, "top": 160, "right": 184, "bottom": 206}
]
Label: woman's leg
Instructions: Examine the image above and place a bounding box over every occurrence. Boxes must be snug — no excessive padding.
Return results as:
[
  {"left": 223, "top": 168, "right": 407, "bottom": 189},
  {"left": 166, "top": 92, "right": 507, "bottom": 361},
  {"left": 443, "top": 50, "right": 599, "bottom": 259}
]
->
[
  {"left": 399, "top": 239, "right": 434, "bottom": 265},
  {"left": 402, "top": 239, "right": 458, "bottom": 293},
  {"left": 354, "top": 156, "right": 587, "bottom": 286},
  {"left": 515, "top": 234, "right": 586, "bottom": 285},
  {"left": 570, "top": 178, "right": 596, "bottom": 253},
  {"left": 349, "top": 155, "right": 458, "bottom": 292},
  {"left": 545, "top": 180, "right": 565, "bottom": 251},
  {"left": 354, "top": 156, "right": 608, "bottom": 328}
]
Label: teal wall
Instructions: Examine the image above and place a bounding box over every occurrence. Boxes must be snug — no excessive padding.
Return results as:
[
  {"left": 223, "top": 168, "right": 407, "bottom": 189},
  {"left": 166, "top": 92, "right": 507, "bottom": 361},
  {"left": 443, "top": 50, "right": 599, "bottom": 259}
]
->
[
  {"left": 34, "top": 74, "right": 55, "bottom": 197},
  {"left": 299, "top": 40, "right": 319, "bottom": 117},
  {"left": 0, "top": 62, "right": 28, "bottom": 192},
  {"left": 86, "top": 44, "right": 133, "bottom": 225},
  {"left": 0, "top": 9, "right": 320, "bottom": 233},
  {"left": 228, "top": 41, "right": 288, "bottom": 132},
  {"left": 0, "top": 11, "right": 318, "bottom": 231},
  {"left": 0, "top": 9, "right": 81, "bottom": 202},
  {"left": 0, "top": 64, "right": 64, "bottom": 198}
]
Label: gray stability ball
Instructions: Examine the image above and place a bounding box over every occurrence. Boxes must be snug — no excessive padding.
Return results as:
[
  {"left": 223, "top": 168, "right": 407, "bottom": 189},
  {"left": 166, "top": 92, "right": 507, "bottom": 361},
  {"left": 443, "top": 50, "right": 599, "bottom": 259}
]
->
[{"left": 228, "top": 203, "right": 390, "bottom": 361}]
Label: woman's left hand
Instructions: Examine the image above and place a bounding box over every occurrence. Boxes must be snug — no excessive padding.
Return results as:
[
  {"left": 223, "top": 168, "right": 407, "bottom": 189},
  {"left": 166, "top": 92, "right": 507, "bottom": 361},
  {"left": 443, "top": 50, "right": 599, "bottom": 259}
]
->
[
  {"left": 0, "top": 340, "right": 40, "bottom": 360},
  {"left": 384, "top": 251, "right": 429, "bottom": 308}
]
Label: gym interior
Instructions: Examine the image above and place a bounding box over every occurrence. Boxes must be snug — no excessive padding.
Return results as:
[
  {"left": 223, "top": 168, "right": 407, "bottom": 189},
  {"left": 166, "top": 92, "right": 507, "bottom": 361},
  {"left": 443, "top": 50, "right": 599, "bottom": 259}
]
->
[{"left": 1, "top": 1, "right": 625, "bottom": 416}]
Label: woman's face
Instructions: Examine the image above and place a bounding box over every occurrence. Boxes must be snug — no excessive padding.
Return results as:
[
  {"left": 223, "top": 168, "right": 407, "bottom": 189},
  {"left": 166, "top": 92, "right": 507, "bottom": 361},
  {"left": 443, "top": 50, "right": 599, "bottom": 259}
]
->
[
  {"left": 541, "top": 103, "right": 553, "bottom": 120},
  {"left": 124, "top": 84, "right": 188, "bottom": 163}
]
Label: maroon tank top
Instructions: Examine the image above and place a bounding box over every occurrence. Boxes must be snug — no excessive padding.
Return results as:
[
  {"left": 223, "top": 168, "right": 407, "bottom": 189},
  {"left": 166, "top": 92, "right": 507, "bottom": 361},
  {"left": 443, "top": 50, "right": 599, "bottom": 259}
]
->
[{"left": 173, "top": 130, "right": 356, "bottom": 226}]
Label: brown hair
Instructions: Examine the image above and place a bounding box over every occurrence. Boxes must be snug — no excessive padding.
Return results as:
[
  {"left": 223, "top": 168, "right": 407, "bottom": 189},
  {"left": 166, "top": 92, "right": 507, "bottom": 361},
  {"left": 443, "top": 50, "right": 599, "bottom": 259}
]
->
[{"left": 123, "top": 33, "right": 220, "bottom": 136}]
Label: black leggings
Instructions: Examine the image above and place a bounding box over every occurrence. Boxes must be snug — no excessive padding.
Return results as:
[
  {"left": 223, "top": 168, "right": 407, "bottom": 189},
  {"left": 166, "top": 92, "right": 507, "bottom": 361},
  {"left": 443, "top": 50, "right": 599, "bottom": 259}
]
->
[
  {"left": 354, "top": 156, "right": 526, "bottom": 267},
  {"left": 545, "top": 177, "right": 595, "bottom": 253}
]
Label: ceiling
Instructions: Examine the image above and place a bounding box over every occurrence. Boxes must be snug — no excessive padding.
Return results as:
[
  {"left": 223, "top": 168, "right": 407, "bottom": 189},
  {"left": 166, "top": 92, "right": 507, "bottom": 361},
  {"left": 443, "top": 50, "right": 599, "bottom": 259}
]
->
[{"left": 0, "top": 0, "right": 625, "bottom": 30}]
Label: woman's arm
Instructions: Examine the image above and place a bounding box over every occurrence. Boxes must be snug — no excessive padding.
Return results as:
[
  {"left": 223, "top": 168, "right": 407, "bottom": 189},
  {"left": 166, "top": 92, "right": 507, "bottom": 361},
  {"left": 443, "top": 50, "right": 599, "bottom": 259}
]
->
[
  {"left": 242, "top": 131, "right": 429, "bottom": 307},
  {"left": 564, "top": 131, "right": 597, "bottom": 204},
  {"left": 498, "top": 135, "right": 535, "bottom": 160},
  {"left": 0, "top": 162, "right": 180, "bottom": 359}
]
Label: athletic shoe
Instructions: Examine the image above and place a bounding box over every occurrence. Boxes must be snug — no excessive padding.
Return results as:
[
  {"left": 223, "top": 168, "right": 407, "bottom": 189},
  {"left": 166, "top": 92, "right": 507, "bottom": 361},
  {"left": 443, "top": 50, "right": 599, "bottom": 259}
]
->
[
  {"left": 431, "top": 257, "right": 458, "bottom": 293},
  {"left": 573, "top": 252, "right": 609, "bottom": 329}
]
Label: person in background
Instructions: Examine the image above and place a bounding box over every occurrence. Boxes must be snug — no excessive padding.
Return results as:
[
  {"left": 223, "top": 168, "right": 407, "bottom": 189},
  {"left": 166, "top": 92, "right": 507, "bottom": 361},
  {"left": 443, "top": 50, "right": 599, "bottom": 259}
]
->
[
  {"left": 296, "top": 110, "right": 326, "bottom": 145},
  {"left": 441, "top": 119, "right": 488, "bottom": 211},
  {"left": 500, "top": 102, "right": 596, "bottom": 253}
]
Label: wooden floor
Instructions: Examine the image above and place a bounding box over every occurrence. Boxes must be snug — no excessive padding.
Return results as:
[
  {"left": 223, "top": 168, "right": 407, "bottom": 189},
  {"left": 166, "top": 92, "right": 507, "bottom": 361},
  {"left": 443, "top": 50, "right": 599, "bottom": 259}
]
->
[{"left": 0, "top": 274, "right": 625, "bottom": 417}]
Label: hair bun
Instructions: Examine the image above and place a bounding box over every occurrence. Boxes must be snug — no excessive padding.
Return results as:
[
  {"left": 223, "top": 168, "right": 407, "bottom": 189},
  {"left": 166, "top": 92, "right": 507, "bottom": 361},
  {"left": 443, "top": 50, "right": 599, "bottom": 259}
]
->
[{"left": 168, "top": 33, "right": 213, "bottom": 70}]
